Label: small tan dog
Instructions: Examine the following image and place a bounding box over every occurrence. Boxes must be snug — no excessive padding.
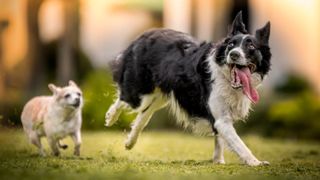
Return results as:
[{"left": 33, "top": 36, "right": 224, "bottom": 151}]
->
[{"left": 21, "top": 81, "right": 83, "bottom": 156}]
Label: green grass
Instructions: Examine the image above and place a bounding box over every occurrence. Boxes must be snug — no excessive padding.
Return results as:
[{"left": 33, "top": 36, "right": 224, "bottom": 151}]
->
[{"left": 0, "top": 129, "right": 319, "bottom": 180}]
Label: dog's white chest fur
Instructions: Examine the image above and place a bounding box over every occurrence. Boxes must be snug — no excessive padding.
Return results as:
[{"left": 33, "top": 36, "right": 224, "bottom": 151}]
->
[
  {"left": 208, "top": 56, "right": 251, "bottom": 121},
  {"left": 44, "top": 105, "right": 81, "bottom": 138}
]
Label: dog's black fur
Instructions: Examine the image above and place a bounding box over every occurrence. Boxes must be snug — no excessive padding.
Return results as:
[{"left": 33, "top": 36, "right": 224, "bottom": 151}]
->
[{"left": 111, "top": 30, "right": 215, "bottom": 122}]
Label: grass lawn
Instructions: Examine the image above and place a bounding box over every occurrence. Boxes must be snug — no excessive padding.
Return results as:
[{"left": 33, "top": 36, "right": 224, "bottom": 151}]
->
[{"left": 0, "top": 129, "right": 319, "bottom": 180}]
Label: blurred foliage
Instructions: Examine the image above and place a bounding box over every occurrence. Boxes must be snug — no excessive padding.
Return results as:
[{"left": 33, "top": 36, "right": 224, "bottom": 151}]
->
[
  {"left": 275, "top": 75, "right": 311, "bottom": 95},
  {"left": 241, "top": 75, "right": 320, "bottom": 140},
  {"left": 81, "top": 70, "right": 136, "bottom": 130},
  {"left": 268, "top": 92, "right": 320, "bottom": 139}
]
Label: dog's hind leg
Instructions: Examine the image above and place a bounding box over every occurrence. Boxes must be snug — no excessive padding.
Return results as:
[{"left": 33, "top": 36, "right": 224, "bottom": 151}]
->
[
  {"left": 71, "top": 130, "right": 82, "bottom": 156},
  {"left": 29, "top": 132, "right": 45, "bottom": 156},
  {"left": 125, "top": 92, "right": 167, "bottom": 150},
  {"left": 58, "top": 141, "right": 68, "bottom": 150},
  {"left": 47, "top": 137, "right": 60, "bottom": 156},
  {"left": 105, "top": 97, "right": 125, "bottom": 127},
  {"left": 213, "top": 135, "right": 225, "bottom": 164}
]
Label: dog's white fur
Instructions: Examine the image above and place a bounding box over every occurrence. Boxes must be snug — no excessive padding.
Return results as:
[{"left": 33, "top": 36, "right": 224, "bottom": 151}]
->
[
  {"left": 105, "top": 47, "right": 268, "bottom": 166},
  {"left": 21, "top": 81, "right": 83, "bottom": 156},
  {"left": 207, "top": 51, "right": 268, "bottom": 166}
]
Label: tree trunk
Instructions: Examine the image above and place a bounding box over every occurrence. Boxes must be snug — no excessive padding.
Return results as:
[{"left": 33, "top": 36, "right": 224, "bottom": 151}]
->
[
  {"left": 25, "top": 0, "right": 45, "bottom": 96},
  {"left": 57, "top": 0, "right": 79, "bottom": 84},
  {"left": 0, "top": 20, "right": 9, "bottom": 100}
]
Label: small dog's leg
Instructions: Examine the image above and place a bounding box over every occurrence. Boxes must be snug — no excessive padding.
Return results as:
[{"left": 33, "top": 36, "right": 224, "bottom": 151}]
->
[
  {"left": 71, "top": 131, "right": 82, "bottom": 156},
  {"left": 58, "top": 141, "right": 68, "bottom": 149},
  {"left": 29, "top": 133, "right": 45, "bottom": 156},
  {"left": 213, "top": 135, "right": 225, "bottom": 164},
  {"left": 105, "top": 98, "right": 125, "bottom": 127},
  {"left": 47, "top": 137, "right": 60, "bottom": 156},
  {"left": 214, "top": 119, "right": 269, "bottom": 166}
]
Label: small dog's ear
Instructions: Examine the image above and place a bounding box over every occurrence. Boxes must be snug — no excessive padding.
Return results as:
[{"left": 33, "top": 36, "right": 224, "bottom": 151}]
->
[
  {"left": 48, "top": 84, "right": 60, "bottom": 95},
  {"left": 255, "top": 21, "right": 271, "bottom": 45},
  {"left": 228, "top": 11, "right": 248, "bottom": 36},
  {"left": 68, "top": 80, "right": 78, "bottom": 87}
]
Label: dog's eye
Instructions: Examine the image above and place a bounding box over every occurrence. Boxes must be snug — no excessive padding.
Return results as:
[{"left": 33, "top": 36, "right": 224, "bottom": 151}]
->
[
  {"left": 64, "top": 94, "right": 70, "bottom": 98},
  {"left": 248, "top": 44, "right": 256, "bottom": 50},
  {"left": 228, "top": 42, "right": 234, "bottom": 48},
  {"left": 77, "top": 92, "right": 81, "bottom": 96}
]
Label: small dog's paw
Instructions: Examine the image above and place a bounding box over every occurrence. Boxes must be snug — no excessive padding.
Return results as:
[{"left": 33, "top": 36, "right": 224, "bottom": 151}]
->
[
  {"left": 260, "top": 161, "right": 270, "bottom": 165},
  {"left": 60, "top": 144, "right": 68, "bottom": 150},
  {"left": 213, "top": 159, "right": 225, "bottom": 164},
  {"left": 39, "top": 151, "right": 46, "bottom": 157},
  {"left": 74, "top": 151, "right": 80, "bottom": 156},
  {"left": 52, "top": 151, "right": 60, "bottom": 157},
  {"left": 245, "top": 159, "right": 270, "bottom": 166}
]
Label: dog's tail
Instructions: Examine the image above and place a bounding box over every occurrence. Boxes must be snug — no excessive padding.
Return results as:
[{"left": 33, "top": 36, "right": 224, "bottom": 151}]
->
[
  {"left": 108, "top": 53, "right": 124, "bottom": 84},
  {"left": 58, "top": 141, "right": 68, "bottom": 150}
]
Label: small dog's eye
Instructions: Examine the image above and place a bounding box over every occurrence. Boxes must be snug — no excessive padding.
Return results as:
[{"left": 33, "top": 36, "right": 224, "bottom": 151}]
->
[
  {"left": 64, "top": 94, "right": 70, "bottom": 98},
  {"left": 248, "top": 44, "right": 255, "bottom": 50},
  {"left": 77, "top": 92, "right": 81, "bottom": 96},
  {"left": 228, "top": 42, "right": 234, "bottom": 48}
]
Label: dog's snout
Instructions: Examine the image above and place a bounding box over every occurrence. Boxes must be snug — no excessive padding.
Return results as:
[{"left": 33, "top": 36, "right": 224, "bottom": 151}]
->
[
  {"left": 230, "top": 51, "right": 240, "bottom": 61},
  {"left": 73, "top": 98, "right": 81, "bottom": 108},
  {"left": 75, "top": 97, "right": 80, "bottom": 103}
]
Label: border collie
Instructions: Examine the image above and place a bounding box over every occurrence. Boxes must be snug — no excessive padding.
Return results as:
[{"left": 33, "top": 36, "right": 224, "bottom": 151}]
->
[{"left": 105, "top": 12, "right": 271, "bottom": 166}]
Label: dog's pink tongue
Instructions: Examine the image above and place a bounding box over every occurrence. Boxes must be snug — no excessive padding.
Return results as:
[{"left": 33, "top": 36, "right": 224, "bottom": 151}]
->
[{"left": 235, "top": 67, "right": 259, "bottom": 103}]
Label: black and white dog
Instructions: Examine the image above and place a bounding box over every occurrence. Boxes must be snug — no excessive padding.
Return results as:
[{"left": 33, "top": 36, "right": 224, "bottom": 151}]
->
[{"left": 105, "top": 12, "right": 271, "bottom": 166}]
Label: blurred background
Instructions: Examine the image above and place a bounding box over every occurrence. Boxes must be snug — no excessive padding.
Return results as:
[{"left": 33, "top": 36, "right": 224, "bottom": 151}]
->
[{"left": 0, "top": 0, "right": 319, "bottom": 140}]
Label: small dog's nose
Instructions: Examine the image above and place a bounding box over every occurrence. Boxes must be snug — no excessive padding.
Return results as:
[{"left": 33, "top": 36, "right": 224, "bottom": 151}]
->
[
  {"left": 230, "top": 51, "right": 240, "bottom": 61},
  {"left": 73, "top": 98, "right": 81, "bottom": 107},
  {"left": 75, "top": 98, "right": 80, "bottom": 103}
]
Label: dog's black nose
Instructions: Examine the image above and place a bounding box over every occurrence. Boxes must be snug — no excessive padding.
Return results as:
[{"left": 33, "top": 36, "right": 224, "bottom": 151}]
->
[
  {"left": 73, "top": 98, "right": 80, "bottom": 107},
  {"left": 75, "top": 98, "right": 80, "bottom": 103},
  {"left": 230, "top": 51, "right": 240, "bottom": 61}
]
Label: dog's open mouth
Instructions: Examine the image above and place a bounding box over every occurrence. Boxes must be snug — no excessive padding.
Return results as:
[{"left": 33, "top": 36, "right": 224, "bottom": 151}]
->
[
  {"left": 72, "top": 101, "right": 80, "bottom": 108},
  {"left": 229, "top": 63, "right": 259, "bottom": 103}
]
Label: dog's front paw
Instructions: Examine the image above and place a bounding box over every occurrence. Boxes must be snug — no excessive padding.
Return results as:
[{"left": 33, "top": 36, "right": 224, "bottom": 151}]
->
[
  {"left": 74, "top": 150, "right": 80, "bottom": 156},
  {"left": 245, "top": 159, "right": 270, "bottom": 166},
  {"left": 52, "top": 151, "right": 60, "bottom": 157},
  {"left": 39, "top": 151, "right": 46, "bottom": 157},
  {"left": 125, "top": 138, "right": 136, "bottom": 150},
  {"left": 213, "top": 159, "right": 225, "bottom": 164}
]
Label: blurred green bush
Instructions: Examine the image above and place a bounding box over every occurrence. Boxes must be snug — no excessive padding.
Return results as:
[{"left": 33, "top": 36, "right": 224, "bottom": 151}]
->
[
  {"left": 268, "top": 92, "right": 320, "bottom": 139},
  {"left": 81, "top": 70, "right": 136, "bottom": 130},
  {"left": 241, "top": 75, "right": 320, "bottom": 140}
]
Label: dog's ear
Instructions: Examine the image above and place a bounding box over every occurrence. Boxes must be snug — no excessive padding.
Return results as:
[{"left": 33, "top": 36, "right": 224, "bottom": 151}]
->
[
  {"left": 255, "top": 21, "right": 270, "bottom": 45},
  {"left": 68, "top": 80, "right": 78, "bottom": 87},
  {"left": 48, "top": 84, "right": 61, "bottom": 95},
  {"left": 228, "top": 11, "right": 248, "bottom": 36}
]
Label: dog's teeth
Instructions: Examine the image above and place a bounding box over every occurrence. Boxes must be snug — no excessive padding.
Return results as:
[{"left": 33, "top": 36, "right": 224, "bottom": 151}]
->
[{"left": 248, "top": 63, "right": 256, "bottom": 73}]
